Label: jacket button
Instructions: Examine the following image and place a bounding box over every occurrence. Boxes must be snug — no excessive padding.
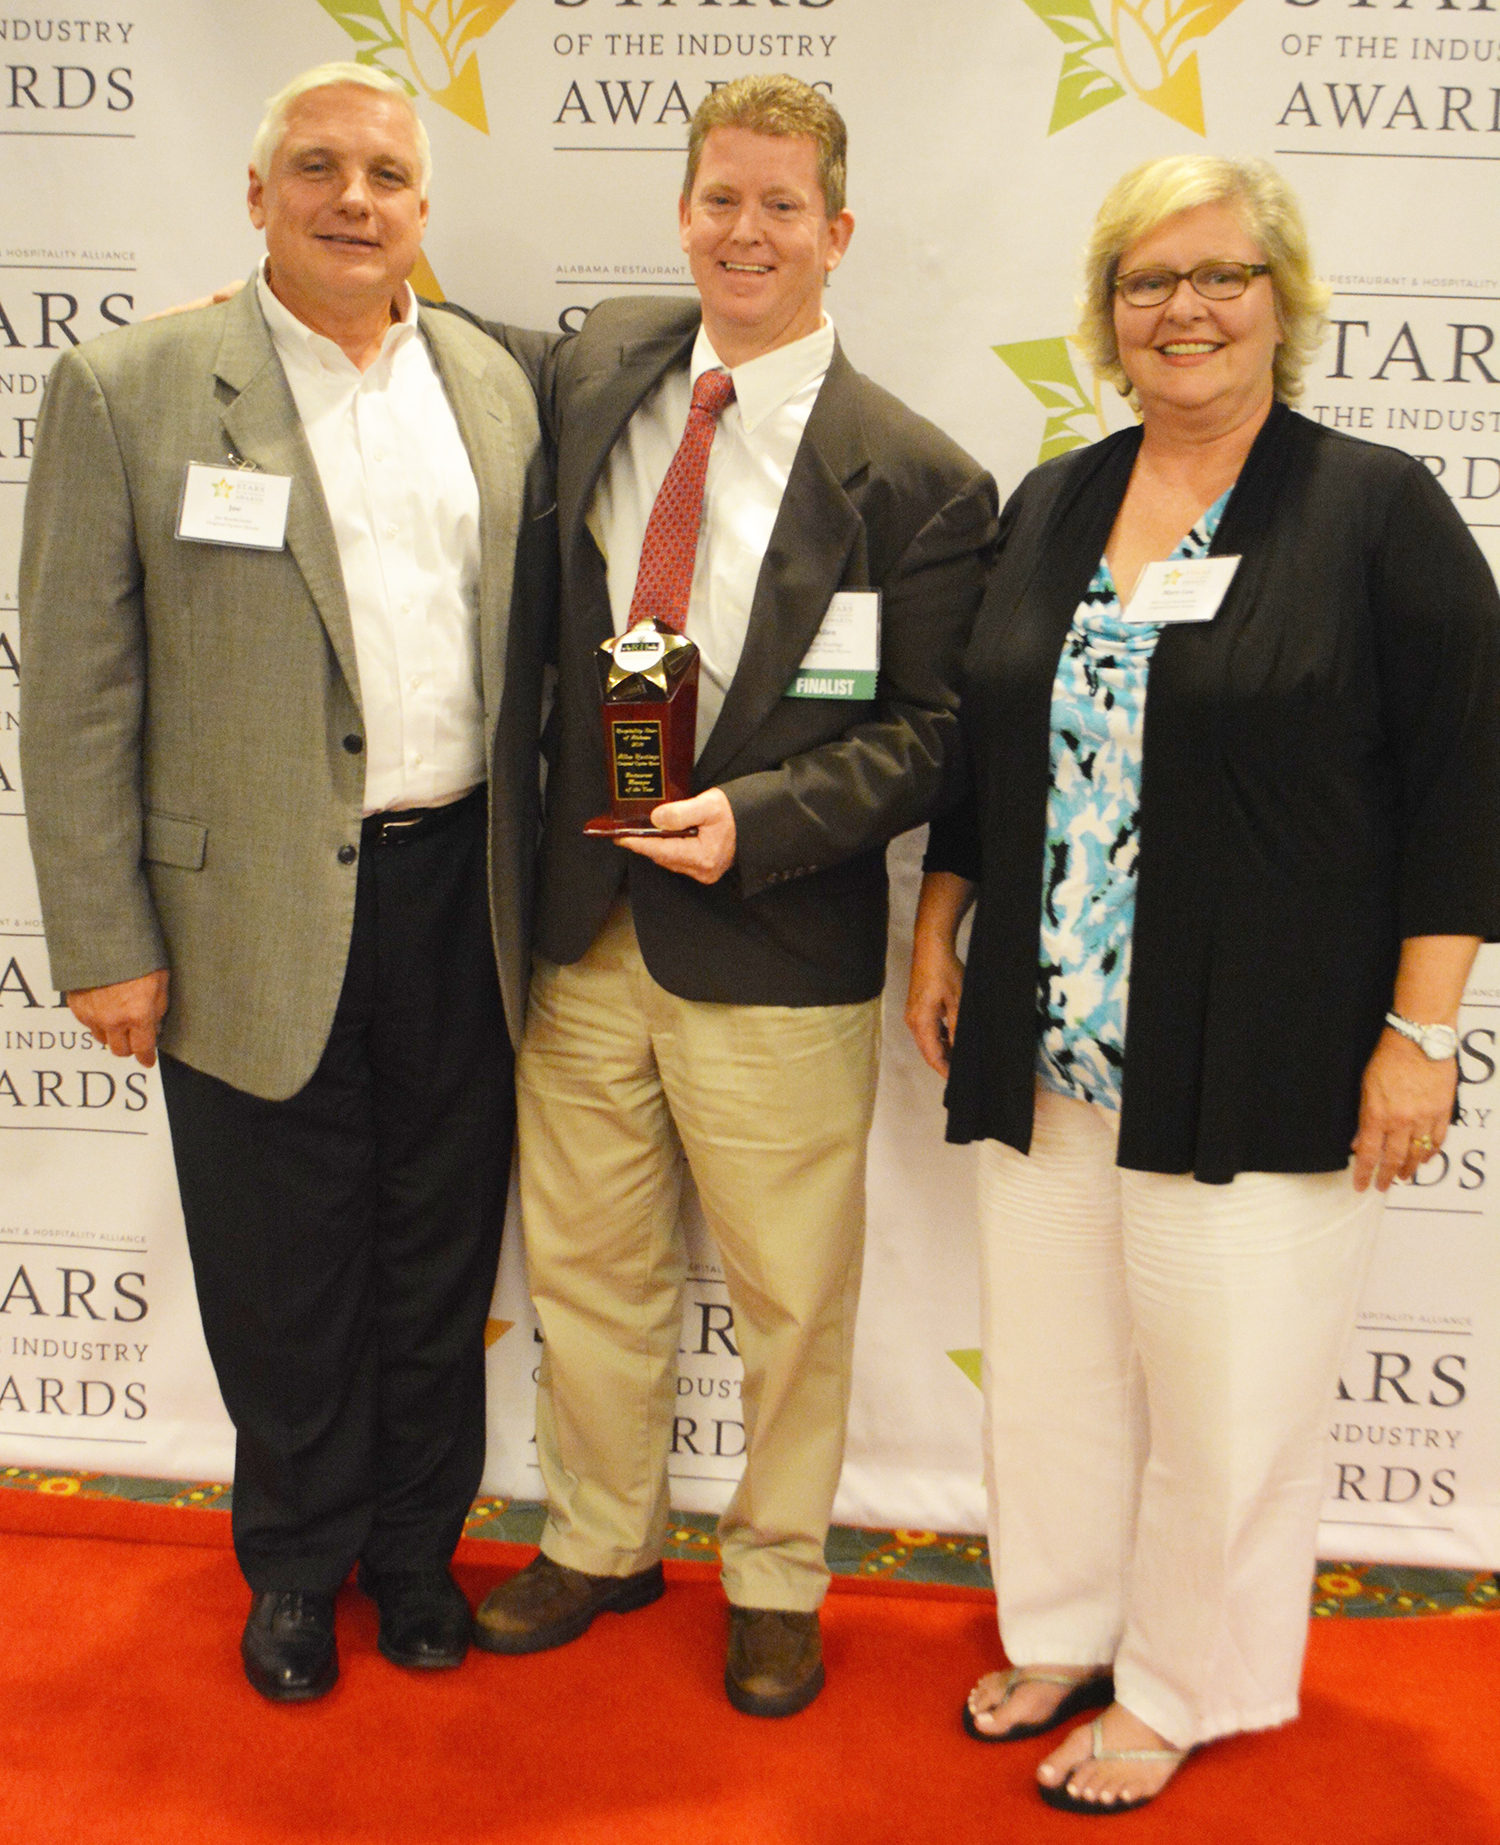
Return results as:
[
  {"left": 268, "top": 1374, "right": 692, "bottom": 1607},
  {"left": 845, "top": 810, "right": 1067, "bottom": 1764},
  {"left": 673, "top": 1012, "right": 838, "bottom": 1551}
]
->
[
  {"left": 343, "top": 734, "right": 364, "bottom": 754},
  {"left": 337, "top": 844, "right": 358, "bottom": 866}
]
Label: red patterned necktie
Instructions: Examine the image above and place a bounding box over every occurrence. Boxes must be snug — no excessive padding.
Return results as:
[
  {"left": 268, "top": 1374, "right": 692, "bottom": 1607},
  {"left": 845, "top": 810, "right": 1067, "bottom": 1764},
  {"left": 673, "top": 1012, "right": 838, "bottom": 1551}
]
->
[{"left": 625, "top": 367, "right": 736, "bottom": 634}]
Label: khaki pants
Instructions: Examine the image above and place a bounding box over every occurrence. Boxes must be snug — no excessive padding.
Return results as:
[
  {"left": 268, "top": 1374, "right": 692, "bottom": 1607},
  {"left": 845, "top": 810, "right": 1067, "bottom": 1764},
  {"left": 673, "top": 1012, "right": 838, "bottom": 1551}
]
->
[{"left": 516, "top": 900, "right": 880, "bottom": 1611}]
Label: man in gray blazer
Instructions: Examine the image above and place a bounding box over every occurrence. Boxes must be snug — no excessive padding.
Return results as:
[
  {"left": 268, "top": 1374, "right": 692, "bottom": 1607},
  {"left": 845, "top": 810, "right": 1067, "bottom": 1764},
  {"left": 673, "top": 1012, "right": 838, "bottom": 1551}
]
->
[
  {"left": 19, "top": 63, "right": 551, "bottom": 1701},
  {"left": 468, "top": 76, "right": 997, "bottom": 1715}
]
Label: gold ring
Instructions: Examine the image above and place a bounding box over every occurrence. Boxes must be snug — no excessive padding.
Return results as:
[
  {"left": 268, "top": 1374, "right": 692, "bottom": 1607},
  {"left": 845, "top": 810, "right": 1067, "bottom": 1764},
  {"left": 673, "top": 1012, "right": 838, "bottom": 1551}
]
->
[{"left": 1412, "top": 1134, "right": 1434, "bottom": 1153}]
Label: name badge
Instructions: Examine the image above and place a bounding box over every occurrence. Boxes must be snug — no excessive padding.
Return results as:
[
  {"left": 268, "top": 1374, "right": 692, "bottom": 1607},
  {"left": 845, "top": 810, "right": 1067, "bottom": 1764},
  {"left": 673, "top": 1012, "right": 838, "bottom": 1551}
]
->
[
  {"left": 786, "top": 590, "right": 881, "bottom": 700},
  {"left": 177, "top": 462, "right": 291, "bottom": 550},
  {"left": 1123, "top": 555, "right": 1240, "bottom": 625}
]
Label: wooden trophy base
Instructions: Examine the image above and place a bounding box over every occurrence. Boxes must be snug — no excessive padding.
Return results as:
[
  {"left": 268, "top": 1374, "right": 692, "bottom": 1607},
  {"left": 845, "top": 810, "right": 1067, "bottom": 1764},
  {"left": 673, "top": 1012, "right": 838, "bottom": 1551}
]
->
[{"left": 582, "top": 814, "right": 698, "bottom": 839}]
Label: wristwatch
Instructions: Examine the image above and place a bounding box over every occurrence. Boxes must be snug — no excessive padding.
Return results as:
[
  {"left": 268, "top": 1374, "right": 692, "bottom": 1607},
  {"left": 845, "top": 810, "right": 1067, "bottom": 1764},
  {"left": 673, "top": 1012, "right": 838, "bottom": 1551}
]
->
[{"left": 1385, "top": 1011, "right": 1459, "bottom": 1061}]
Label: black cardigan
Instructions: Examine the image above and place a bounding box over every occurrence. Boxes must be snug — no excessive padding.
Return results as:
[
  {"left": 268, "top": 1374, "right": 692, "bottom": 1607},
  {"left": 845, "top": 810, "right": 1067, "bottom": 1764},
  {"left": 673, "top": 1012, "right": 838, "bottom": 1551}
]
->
[{"left": 928, "top": 403, "right": 1500, "bottom": 1182}]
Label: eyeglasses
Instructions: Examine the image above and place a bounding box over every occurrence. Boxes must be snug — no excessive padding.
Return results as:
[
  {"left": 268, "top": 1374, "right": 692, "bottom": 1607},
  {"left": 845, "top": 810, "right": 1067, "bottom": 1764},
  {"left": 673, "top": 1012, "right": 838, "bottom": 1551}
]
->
[{"left": 1114, "top": 261, "right": 1271, "bottom": 308}]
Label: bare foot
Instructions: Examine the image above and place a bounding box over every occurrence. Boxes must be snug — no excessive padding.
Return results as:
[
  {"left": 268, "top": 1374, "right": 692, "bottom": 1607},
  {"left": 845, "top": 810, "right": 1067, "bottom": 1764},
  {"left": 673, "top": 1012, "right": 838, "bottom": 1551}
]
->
[
  {"left": 966, "top": 1664, "right": 1111, "bottom": 1740},
  {"left": 1037, "top": 1703, "right": 1187, "bottom": 1809}
]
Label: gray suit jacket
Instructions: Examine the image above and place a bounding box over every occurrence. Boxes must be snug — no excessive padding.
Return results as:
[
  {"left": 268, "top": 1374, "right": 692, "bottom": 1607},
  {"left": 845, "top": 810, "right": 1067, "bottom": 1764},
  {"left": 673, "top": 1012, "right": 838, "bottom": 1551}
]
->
[
  {"left": 500, "top": 296, "right": 998, "bottom": 1006},
  {"left": 20, "top": 282, "right": 553, "bottom": 1099}
]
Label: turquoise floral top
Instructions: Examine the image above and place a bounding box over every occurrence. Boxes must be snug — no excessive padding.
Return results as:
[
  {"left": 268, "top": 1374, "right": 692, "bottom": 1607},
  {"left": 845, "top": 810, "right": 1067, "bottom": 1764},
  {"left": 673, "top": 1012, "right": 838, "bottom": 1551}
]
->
[{"left": 1036, "top": 491, "right": 1230, "bottom": 1109}]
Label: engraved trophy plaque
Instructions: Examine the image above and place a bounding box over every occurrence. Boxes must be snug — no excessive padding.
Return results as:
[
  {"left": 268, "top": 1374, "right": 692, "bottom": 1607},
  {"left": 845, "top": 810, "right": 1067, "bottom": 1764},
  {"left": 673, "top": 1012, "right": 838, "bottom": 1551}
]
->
[{"left": 582, "top": 621, "right": 701, "bottom": 838}]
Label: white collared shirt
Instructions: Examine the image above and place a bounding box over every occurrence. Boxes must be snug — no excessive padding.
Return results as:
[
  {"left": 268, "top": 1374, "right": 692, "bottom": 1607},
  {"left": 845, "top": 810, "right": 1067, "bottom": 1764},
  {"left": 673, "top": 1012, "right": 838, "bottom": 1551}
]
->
[
  {"left": 590, "top": 316, "right": 835, "bottom": 756},
  {"left": 256, "top": 263, "right": 484, "bottom": 814}
]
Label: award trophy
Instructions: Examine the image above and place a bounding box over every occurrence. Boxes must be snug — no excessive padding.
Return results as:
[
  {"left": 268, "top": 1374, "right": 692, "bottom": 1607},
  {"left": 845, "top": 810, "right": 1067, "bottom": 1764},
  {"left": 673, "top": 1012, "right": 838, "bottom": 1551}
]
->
[{"left": 582, "top": 620, "right": 701, "bottom": 838}]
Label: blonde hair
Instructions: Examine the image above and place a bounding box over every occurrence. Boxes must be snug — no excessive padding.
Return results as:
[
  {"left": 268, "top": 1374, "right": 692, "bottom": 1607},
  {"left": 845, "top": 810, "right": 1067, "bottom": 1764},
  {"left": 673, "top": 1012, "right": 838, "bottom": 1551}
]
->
[
  {"left": 684, "top": 74, "right": 847, "bottom": 218},
  {"left": 1075, "top": 155, "right": 1328, "bottom": 403},
  {"left": 250, "top": 62, "right": 431, "bottom": 199}
]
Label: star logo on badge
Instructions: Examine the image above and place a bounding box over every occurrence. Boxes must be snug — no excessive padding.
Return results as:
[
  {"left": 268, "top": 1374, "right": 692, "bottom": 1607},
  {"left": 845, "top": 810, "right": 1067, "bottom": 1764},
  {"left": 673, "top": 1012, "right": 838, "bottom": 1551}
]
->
[{"left": 211, "top": 476, "right": 235, "bottom": 499}]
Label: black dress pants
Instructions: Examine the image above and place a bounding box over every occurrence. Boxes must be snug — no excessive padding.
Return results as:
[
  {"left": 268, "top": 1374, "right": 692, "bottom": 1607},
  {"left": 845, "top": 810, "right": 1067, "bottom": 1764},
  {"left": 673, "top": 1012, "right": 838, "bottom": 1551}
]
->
[{"left": 159, "top": 790, "right": 513, "bottom": 1593}]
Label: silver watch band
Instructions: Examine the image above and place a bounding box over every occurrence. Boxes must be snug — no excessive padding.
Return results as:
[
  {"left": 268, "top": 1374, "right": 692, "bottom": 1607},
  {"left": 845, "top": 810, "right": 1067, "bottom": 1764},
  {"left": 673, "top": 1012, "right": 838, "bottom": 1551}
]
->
[{"left": 1385, "top": 1011, "right": 1459, "bottom": 1061}]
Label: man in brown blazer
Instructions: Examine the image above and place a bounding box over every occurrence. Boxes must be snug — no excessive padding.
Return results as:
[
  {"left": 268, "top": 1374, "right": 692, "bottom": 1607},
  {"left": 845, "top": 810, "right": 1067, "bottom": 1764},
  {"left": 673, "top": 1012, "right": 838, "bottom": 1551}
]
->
[
  {"left": 468, "top": 76, "right": 997, "bottom": 1715},
  {"left": 19, "top": 63, "right": 551, "bottom": 1701}
]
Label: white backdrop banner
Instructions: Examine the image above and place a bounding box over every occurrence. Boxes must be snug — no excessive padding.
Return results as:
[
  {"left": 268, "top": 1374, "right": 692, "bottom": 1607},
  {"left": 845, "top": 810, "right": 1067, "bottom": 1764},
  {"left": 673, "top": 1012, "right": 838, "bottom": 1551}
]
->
[{"left": 0, "top": 0, "right": 1495, "bottom": 1567}]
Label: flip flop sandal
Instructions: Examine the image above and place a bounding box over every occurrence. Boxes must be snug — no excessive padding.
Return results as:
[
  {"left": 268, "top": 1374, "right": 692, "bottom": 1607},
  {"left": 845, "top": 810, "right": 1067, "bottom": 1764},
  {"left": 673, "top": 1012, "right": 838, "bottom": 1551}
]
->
[
  {"left": 962, "top": 1667, "right": 1115, "bottom": 1743},
  {"left": 1037, "top": 1714, "right": 1189, "bottom": 1815}
]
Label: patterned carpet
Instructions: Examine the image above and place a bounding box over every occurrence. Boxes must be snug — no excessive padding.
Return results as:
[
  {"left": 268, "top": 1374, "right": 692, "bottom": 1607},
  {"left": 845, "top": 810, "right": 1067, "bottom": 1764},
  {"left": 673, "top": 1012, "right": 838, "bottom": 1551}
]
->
[{"left": 3, "top": 1465, "right": 1495, "bottom": 1615}]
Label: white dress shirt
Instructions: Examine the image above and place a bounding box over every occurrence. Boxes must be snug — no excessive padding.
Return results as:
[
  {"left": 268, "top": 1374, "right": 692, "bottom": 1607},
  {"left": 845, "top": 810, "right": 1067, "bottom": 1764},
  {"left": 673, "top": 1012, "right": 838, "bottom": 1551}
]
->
[
  {"left": 590, "top": 317, "right": 835, "bottom": 757},
  {"left": 257, "top": 264, "right": 484, "bottom": 814}
]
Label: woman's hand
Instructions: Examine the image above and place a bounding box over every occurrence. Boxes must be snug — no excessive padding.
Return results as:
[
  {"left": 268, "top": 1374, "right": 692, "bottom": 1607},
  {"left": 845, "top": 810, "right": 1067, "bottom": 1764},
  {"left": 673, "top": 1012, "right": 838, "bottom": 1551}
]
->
[
  {"left": 905, "top": 871, "right": 975, "bottom": 1078},
  {"left": 1351, "top": 1030, "right": 1457, "bottom": 1191},
  {"left": 1351, "top": 934, "right": 1478, "bottom": 1192}
]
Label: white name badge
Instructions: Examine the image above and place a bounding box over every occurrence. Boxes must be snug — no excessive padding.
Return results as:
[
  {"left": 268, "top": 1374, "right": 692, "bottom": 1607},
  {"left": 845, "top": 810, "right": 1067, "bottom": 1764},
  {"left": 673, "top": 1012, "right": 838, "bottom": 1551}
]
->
[
  {"left": 786, "top": 590, "right": 882, "bottom": 700},
  {"left": 177, "top": 463, "right": 291, "bottom": 550},
  {"left": 1123, "top": 555, "right": 1241, "bottom": 625}
]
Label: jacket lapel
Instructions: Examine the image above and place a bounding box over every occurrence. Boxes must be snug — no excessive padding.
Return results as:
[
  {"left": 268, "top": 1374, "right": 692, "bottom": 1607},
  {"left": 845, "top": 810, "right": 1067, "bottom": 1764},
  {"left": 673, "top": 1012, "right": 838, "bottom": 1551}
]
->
[
  {"left": 1027, "top": 425, "right": 1141, "bottom": 661},
  {"left": 695, "top": 343, "right": 867, "bottom": 786},
  {"left": 213, "top": 284, "right": 364, "bottom": 712},
  {"left": 1148, "top": 399, "right": 1303, "bottom": 701},
  {"left": 421, "top": 310, "right": 520, "bottom": 725}
]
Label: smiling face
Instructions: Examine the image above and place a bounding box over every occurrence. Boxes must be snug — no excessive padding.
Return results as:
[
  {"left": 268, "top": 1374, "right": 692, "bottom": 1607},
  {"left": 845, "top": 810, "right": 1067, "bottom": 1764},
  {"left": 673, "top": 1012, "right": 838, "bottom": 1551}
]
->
[
  {"left": 678, "top": 126, "right": 854, "bottom": 367},
  {"left": 247, "top": 83, "right": 428, "bottom": 332},
  {"left": 1112, "top": 200, "right": 1281, "bottom": 431}
]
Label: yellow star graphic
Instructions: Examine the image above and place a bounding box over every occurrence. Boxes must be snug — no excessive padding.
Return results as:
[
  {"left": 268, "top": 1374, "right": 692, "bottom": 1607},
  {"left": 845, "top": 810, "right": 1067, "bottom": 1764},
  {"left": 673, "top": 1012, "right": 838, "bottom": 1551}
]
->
[{"left": 211, "top": 477, "right": 235, "bottom": 500}]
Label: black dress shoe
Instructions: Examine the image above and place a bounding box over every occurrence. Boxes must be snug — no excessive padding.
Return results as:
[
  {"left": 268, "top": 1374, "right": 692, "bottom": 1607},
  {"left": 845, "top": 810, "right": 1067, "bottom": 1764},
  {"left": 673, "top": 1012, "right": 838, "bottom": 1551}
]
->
[
  {"left": 241, "top": 1590, "right": 338, "bottom": 1702},
  {"left": 357, "top": 1564, "right": 472, "bottom": 1669}
]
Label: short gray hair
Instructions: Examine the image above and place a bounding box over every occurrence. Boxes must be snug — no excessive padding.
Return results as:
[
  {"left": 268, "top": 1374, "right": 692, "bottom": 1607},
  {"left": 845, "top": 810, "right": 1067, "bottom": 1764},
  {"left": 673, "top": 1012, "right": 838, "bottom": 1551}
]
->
[
  {"left": 1075, "top": 155, "right": 1329, "bottom": 404},
  {"left": 250, "top": 62, "right": 431, "bottom": 199}
]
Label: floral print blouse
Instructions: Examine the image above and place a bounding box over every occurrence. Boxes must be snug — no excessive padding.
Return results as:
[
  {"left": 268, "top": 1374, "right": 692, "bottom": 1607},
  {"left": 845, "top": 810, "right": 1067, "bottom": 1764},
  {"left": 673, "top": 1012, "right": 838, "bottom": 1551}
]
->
[{"left": 1036, "top": 491, "right": 1231, "bottom": 1110}]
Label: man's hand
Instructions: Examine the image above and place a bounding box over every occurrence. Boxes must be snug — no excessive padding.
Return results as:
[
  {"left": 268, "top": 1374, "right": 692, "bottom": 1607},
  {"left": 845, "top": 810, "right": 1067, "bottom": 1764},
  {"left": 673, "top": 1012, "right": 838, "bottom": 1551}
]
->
[
  {"left": 67, "top": 970, "right": 170, "bottom": 1068},
  {"left": 145, "top": 280, "right": 244, "bottom": 321},
  {"left": 615, "top": 788, "right": 736, "bottom": 884}
]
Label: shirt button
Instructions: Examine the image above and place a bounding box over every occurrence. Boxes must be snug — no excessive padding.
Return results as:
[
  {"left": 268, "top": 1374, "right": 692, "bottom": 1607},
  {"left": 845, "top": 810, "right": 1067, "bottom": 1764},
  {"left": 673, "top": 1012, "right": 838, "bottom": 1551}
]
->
[
  {"left": 337, "top": 844, "right": 358, "bottom": 866},
  {"left": 342, "top": 734, "right": 364, "bottom": 755}
]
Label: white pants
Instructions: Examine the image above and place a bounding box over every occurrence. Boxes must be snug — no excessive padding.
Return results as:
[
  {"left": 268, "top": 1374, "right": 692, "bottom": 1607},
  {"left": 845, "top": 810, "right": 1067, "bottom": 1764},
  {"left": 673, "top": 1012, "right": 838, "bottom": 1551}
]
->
[{"left": 977, "top": 1086, "right": 1384, "bottom": 1749}]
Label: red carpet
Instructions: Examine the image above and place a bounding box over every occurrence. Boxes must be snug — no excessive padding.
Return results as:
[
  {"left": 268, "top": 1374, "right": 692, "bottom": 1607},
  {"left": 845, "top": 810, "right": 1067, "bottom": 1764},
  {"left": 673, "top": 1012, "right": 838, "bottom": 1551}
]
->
[{"left": 0, "top": 1500, "right": 1496, "bottom": 1844}]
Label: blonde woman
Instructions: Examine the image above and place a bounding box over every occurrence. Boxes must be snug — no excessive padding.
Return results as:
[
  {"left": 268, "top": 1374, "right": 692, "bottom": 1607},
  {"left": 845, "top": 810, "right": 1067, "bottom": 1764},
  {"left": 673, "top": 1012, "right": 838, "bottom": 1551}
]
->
[{"left": 907, "top": 156, "right": 1500, "bottom": 1814}]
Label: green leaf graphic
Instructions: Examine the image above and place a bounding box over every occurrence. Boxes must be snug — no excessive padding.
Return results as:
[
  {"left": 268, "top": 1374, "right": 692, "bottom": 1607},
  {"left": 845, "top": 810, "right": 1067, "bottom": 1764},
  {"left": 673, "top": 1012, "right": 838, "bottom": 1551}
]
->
[
  {"left": 947, "top": 1349, "right": 983, "bottom": 1390},
  {"left": 994, "top": 338, "right": 1103, "bottom": 463},
  {"left": 316, "top": 0, "right": 408, "bottom": 76},
  {"left": 1020, "top": 0, "right": 1125, "bottom": 133},
  {"left": 1021, "top": 0, "right": 1111, "bottom": 49},
  {"left": 317, "top": 0, "right": 398, "bottom": 42},
  {"left": 1050, "top": 45, "right": 1127, "bottom": 131}
]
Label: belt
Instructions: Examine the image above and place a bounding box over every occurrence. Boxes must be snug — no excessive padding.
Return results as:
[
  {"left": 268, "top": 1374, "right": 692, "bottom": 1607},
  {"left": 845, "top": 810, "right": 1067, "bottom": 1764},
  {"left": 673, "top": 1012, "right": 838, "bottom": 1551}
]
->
[{"left": 362, "top": 784, "right": 485, "bottom": 847}]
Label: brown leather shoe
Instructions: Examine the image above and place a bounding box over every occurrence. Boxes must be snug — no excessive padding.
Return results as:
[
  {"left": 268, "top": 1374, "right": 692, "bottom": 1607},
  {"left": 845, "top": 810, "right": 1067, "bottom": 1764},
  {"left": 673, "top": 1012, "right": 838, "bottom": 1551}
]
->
[
  {"left": 724, "top": 1605, "right": 824, "bottom": 1717},
  {"left": 472, "top": 1551, "right": 665, "bottom": 1654}
]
